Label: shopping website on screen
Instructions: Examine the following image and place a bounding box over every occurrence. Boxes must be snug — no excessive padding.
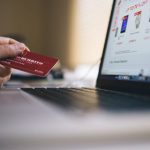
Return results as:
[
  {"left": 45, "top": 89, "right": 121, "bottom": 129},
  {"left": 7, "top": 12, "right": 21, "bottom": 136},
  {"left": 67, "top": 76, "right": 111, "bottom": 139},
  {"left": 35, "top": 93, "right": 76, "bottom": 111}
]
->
[{"left": 102, "top": 0, "right": 150, "bottom": 78}]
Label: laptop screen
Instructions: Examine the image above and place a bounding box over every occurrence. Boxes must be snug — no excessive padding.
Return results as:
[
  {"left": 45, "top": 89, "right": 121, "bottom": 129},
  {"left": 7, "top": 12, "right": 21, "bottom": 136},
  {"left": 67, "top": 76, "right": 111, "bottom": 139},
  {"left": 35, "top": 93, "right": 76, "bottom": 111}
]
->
[{"left": 101, "top": 0, "right": 150, "bottom": 83}]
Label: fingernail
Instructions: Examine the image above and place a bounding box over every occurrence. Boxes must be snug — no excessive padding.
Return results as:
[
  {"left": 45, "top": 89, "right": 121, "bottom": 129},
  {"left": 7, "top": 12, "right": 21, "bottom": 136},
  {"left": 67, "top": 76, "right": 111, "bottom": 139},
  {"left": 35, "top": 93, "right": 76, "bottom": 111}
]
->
[
  {"left": 0, "top": 83, "right": 4, "bottom": 89},
  {"left": 20, "top": 46, "right": 25, "bottom": 50},
  {"left": 16, "top": 43, "right": 26, "bottom": 55}
]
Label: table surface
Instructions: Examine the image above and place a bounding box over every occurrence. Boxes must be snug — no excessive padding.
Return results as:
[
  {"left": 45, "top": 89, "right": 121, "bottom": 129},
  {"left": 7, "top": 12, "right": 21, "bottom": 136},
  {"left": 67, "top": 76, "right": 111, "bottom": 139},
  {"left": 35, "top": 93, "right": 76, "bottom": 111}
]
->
[{"left": 1, "top": 72, "right": 150, "bottom": 150}]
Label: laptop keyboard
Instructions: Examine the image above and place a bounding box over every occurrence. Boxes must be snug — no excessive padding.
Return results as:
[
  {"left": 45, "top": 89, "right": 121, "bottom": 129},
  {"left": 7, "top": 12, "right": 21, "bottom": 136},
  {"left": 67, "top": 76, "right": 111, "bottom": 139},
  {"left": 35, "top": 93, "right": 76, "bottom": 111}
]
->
[{"left": 21, "top": 88, "right": 150, "bottom": 111}]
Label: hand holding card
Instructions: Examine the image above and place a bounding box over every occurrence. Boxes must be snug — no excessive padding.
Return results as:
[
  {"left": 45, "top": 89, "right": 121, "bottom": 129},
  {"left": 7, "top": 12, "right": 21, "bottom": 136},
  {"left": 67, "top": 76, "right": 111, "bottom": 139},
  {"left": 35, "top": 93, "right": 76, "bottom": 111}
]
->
[{"left": 0, "top": 50, "right": 58, "bottom": 77}]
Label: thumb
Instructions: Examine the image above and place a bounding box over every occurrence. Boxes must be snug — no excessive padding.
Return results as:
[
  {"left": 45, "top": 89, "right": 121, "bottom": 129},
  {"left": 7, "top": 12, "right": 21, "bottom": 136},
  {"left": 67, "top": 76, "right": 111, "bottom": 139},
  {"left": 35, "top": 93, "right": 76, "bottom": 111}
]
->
[{"left": 0, "top": 43, "right": 25, "bottom": 59}]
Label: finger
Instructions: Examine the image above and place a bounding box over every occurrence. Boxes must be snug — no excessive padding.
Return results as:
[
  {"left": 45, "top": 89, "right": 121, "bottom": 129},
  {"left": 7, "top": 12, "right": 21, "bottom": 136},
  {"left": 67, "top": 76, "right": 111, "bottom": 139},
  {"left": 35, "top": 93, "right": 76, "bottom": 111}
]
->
[
  {"left": 0, "top": 74, "right": 11, "bottom": 86},
  {"left": 20, "top": 43, "right": 30, "bottom": 51},
  {"left": 0, "top": 43, "right": 26, "bottom": 59},
  {"left": 0, "top": 37, "right": 30, "bottom": 51},
  {"left": 0, "top": 66, "right": 11, "bottom": 87},
  {"left": 9, "top": 38, "right": 19, "bottom": 44},
  {"left": 0, "top": 37, "right": 18, "bottom": 45},
  {"left": 0, "top": 65, "right": 11, "bottom": 77}
]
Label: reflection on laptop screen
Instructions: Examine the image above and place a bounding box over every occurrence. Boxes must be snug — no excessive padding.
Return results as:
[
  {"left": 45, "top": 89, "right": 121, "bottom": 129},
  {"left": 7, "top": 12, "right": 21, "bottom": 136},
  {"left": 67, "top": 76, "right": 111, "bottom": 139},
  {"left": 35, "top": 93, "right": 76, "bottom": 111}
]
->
[{"left": 102, "top": 0, "right": 150, "bottom": 82}]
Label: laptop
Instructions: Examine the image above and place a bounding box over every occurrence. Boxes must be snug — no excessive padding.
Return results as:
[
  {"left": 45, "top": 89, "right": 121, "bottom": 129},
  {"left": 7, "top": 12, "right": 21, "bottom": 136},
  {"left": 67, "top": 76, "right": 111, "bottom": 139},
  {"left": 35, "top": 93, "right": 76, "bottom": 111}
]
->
[
  {"left": 1, "top": 0, "right": 150, "bottom": 149},
  {"left": 21, "top": 0, "right": 150, "bottom": 110}
]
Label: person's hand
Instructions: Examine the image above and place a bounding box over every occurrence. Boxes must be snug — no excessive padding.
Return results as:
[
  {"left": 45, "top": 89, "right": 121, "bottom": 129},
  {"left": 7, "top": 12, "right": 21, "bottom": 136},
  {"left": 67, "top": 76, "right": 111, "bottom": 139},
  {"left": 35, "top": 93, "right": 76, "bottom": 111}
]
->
[{"left": 0, "top": 36, "right": 29, "bottom": 86}]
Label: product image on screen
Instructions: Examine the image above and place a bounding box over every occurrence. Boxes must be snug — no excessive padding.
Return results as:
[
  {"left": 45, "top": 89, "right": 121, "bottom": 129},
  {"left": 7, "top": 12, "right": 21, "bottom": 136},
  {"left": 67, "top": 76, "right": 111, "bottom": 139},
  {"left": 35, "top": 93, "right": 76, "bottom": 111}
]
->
[{"left": 121, "top": 15, "right": 128, "bottom": 33}]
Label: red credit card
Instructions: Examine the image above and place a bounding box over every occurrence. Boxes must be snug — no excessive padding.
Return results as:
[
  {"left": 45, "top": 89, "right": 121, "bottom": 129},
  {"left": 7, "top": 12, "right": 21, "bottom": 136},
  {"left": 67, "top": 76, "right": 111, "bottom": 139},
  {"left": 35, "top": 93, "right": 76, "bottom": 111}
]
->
[{"left": 0, "top": 50, "right": 58, "bottom": 77}]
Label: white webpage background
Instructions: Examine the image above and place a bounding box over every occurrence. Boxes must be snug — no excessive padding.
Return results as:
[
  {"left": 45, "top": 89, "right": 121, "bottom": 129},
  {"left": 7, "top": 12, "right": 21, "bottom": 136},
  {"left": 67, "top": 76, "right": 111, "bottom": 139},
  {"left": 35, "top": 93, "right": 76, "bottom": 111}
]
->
[{"left": 102, "top": 0, "right": 150, "bottom": 76}]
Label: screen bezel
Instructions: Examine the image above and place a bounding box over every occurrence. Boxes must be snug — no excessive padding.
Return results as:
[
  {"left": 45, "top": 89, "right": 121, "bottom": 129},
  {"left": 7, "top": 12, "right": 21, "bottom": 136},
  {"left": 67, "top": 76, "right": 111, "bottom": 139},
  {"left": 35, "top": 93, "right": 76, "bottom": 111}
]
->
[{"left": 96, "top": 0, "right": 150, "bottom": 95}]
